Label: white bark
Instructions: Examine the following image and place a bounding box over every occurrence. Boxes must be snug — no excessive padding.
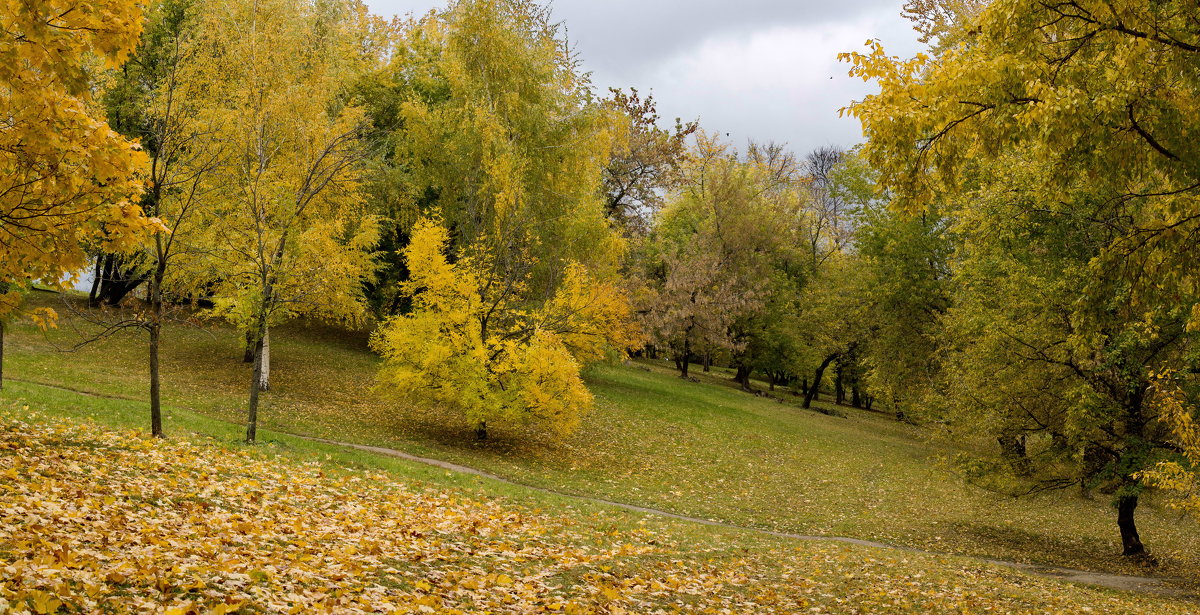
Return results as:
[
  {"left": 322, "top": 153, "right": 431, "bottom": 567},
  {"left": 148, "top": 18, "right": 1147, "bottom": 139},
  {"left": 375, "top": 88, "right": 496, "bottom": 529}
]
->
[{"left": 258, "top": 326, "right": 270, "bottom": 391}]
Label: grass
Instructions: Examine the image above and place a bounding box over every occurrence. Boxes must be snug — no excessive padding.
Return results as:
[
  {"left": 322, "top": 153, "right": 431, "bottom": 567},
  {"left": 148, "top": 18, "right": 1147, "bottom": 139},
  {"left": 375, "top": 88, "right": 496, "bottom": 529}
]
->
[
  {"left": 5, "top": 291, "right": 1200, "bottom": 586},
  {"left": 4, "top": 398, "right": 1197, "bottom": 613}
]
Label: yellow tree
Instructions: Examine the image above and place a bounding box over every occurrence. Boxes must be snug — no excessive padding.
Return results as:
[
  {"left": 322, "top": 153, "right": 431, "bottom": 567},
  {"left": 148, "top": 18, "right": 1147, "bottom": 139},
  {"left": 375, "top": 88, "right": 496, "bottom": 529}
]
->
[
  {"left": 183, "top": 0, "right": 382, "bottom": 443},
  {"left": 367, "top": 0, "right": 639, "bottom": 440},
  {"left": 372, "top": 218, "right": 641, "bottom": 440},
  {"left": 0, "top": 0, "right": 160, "bottom": 386}
]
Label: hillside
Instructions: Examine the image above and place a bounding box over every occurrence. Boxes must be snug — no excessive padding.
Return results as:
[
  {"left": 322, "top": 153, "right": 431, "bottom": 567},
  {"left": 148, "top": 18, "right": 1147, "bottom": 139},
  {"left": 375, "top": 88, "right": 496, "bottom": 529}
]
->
[
  {"left": 3, "top": 404, "right": 1199, "bottom": 614},
  {"left": 6, "top": 293, "right": 1200, "bottom": 584}
]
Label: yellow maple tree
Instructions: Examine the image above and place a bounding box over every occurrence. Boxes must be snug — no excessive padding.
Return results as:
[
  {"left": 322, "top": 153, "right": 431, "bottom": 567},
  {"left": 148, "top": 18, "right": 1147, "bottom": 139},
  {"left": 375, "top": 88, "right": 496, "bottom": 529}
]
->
[{"left": 0, "top": 0, "right": 159, "bottom": 311}]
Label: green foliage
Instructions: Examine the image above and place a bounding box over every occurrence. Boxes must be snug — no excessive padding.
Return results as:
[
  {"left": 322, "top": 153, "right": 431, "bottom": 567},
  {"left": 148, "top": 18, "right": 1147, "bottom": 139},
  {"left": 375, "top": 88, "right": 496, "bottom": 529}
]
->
[
  {"left": 843, "top": 0, "right": 1200, "bottom": 551},
  {"left": 384, "top": 0, "right": 623, "bottom": 295},
  {"left": 854, "top": 188, "right": 952, "bottom": 418}
]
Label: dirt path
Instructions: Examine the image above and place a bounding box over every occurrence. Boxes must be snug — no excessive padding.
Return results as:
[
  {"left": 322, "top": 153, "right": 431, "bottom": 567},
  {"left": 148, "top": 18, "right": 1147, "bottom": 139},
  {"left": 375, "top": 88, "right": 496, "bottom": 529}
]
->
[{"left": 7, "top": 377, "right": 1194, "bottom": 600}]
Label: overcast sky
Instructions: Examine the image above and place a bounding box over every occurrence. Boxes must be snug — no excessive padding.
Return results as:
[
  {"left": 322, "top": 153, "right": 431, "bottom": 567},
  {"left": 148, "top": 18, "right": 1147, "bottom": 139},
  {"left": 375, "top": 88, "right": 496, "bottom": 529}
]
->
[{"left": 360, "top": 0, "right": 926, "bottom": 156}]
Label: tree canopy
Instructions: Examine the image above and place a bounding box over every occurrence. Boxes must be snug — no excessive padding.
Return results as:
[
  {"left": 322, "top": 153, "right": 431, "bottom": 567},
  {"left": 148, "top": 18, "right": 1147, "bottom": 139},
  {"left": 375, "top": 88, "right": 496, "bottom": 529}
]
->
[
  {"left": 842, "top": 0, "right": 1200, "bottom": 556},
  {"left": 0, "top": 0, "right": 161, "bottom": 314}
]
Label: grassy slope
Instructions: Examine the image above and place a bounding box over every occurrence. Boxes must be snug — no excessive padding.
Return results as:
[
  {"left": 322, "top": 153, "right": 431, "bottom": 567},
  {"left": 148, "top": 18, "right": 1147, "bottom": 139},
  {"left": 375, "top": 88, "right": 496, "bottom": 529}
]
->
[
  {"left": 3, "top": 394, "right": 1196, "bottom": 613},
  {"left": 6, "top": 292, "right": 1200, "bottom": 583}
]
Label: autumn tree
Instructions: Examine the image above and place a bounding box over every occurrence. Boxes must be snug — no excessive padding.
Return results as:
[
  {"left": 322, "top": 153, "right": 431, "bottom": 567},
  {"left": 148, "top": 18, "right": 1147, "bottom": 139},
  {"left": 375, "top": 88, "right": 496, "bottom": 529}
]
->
[
  {"left": 602, "top": 88, "right": 698, "bottom": 237},
  {"left": 180, "top": 0, "right": 382, "bottom": 443},
  {"left": 390, "top": 0, "right": 624, "bottom": 290},
  {"left": 84, "top": 0, "right": 233, "bottom": 437},
  {"left": 0, "top": 0, "right": 158, "bottom": 315},
  {"left": 842, "top": 0, "right": 1200, "bottom": 555},
  {"left": 643, "top": 242, "right": 748, "bottom": 379},
  {"left": 366, "top": 1, "right": 639, "bottom": 439},
  {"left": 373, "top": 218, "right": 640, "bottom": 439},
  {"left": 643, "top": 136, "right": 807, "bottom": 380}
]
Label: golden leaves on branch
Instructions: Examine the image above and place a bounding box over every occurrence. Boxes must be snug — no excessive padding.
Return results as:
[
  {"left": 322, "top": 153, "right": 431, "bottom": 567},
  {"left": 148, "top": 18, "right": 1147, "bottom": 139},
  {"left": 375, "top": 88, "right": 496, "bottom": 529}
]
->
[
  {"left": 0, "top": 0, "right": 162, "bottom": 313},
  {"left": 1138, "top": 371, "right": 1200, "bottom": 518}
]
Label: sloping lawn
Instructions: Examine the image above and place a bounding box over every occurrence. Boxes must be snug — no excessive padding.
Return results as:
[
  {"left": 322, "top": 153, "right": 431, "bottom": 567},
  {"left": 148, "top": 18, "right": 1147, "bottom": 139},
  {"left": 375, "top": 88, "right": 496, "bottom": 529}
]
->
[{"left": 5, "top": 291, "right": 1199, "bottom": 585}]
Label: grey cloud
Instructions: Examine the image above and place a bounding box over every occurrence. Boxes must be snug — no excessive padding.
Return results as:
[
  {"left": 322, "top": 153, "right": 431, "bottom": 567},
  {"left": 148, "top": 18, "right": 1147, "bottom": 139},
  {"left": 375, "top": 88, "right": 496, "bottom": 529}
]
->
[
  {"left": 549, "top": 0, "right": 910, "bottom": 72},
  {"left": 363, "top": 0, "right": 925, "bottom": 154}
]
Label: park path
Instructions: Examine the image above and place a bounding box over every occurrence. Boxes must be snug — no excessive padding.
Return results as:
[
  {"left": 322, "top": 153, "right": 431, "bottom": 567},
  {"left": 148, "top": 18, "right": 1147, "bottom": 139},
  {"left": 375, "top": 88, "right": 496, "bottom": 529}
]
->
[{"left": 7, "top": 377, "right": 1195, "bottom": 600}]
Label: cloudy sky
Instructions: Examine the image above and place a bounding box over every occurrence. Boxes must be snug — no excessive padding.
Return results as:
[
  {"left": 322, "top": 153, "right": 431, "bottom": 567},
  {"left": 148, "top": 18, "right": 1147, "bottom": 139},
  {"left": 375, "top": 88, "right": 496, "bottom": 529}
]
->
[{"left": 360, "top": 0, "right": 926, "bottom": 155}]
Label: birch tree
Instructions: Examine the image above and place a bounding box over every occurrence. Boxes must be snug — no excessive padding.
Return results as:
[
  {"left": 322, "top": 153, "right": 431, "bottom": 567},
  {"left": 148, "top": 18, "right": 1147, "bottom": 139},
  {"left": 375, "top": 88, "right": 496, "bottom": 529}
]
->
[{"left": 185, "top": 0, "right": 381, "bottom": 443}]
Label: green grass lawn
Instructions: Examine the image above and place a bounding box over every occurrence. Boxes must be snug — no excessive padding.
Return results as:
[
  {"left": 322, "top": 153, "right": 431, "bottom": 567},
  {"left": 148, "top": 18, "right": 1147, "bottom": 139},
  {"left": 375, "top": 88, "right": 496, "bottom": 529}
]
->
[{"left": 5, "top": 291, "right": 1200, "bottom": 586}]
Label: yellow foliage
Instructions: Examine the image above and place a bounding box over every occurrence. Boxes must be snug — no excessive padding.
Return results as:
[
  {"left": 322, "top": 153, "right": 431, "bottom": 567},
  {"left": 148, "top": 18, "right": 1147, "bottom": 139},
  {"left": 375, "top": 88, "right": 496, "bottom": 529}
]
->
[
  {"left": 372, "top": 217, "right": 641, "bottom": 437},
  {"left": 541, "top": 263, "right": 646, "bottom": 364},
  {"left": 1138, "top": 372, "right": 1200, "bottom": 517},
  {"left": 176, "top": 0, "right": 380, "bottom": 331},
  {"left": 1, "top": 407, "right": 1194, "bottom": 613},
  {"left": 0, "top": 0, "right": 162, "bottom": 315}
]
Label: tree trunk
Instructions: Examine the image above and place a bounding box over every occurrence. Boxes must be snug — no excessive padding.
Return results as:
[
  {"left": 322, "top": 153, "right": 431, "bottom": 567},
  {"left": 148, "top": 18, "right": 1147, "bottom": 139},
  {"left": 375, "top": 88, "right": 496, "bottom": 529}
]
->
[
  {"left": 243, "top": 329, "right": 255, "bottom": 363},
  {"left": 90, "top": 254, "right": 114, "bottom": 308},
  {"left": 834, "top": 364, "right": 846, "bottom": 405},
  {"left": 247, "top": 228, "right": 289, "bottom": 444},
  {"left": 803, "top": 354, "right": 838, "bottom": 409},
  {"left": 148, "top": 262, "right": 165, "bottom": 438},
  {"left": 679, "top": 336, "right": 691, "bottom": 378},
  {"left": 799, "top": 378, "right": 809, "bottom": 397},
  {"left": 850, "top": 382, "right": 861, "bottom": 408},
  {"left": 703, "top": 352, "right": 712, "bottom": 372},
  {"left": 476, "top": 421, "right": 487, "bottom": 440},
  {"left": 246, "top": 321, "right": 266, "bottom": 444},
  {"left": 733, "top": 363, "right": 752, "bottom": 391},
  {"left": 88, "top": 254, "right": 104, "bottom": 307},
  {"left": 258, "top": 326, "right": 270, "bottom": 392},
  {"left": 997, "top": 431, "right": 1030, "bottom": 475},
  {"left": 1117, "top": 495, "right": 1145, "bottom": 556},
  {"left": 93, "top": 254, "right": 146, "bottom": 307}
]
